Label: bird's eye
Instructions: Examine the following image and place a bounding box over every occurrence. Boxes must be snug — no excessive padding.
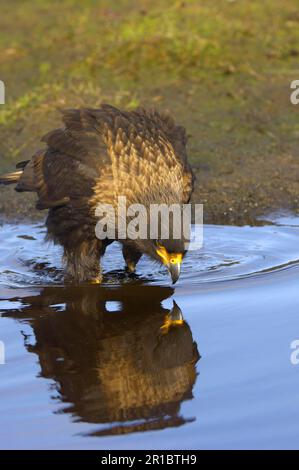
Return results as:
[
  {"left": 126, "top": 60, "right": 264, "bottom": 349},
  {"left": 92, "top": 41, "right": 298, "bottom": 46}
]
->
[{"left": 170, "top": 258, "right": 176, "bottom": 264}]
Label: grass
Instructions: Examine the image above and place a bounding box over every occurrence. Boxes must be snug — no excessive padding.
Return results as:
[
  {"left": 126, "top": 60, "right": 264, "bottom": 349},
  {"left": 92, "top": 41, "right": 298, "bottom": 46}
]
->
[{"left": 1, "top": 0, "right": 299, "bottom": 222}]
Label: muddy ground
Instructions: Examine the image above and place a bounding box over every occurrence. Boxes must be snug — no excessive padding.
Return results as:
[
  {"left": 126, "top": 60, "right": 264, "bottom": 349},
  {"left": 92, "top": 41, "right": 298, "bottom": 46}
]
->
[{"left": 1, "top": 0, "right": 299, "bottom": 225}]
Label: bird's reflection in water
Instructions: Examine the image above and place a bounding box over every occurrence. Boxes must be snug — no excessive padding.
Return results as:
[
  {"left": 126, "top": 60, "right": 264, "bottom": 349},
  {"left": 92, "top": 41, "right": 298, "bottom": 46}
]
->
[{"left": 5, "top": 284, "right": 200, "bottom": 436}]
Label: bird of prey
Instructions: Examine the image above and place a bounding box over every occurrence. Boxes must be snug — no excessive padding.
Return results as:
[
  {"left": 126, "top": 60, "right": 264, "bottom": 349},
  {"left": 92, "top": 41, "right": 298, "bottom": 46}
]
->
[{"left": 0, "top": 105, "right": 194, "bottom": 284}]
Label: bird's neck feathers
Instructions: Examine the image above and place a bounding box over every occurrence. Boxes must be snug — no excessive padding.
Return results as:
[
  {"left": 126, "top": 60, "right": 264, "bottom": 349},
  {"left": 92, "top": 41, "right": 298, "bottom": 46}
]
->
[{"left": 134, "top": 184, "right": 183, "bottom": 207}]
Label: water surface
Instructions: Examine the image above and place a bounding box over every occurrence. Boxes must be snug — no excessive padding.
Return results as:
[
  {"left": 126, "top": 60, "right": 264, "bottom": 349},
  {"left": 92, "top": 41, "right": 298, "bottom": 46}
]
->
[{"left": 0, "top": 218, "right": 299, "bottom": 449}]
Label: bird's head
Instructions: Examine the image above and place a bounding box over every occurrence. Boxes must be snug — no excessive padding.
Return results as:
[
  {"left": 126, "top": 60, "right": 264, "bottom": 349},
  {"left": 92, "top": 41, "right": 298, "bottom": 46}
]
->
[
  {"left": 125, "top": 196, "right": 191, "bottom": 284},
  {"left": 139, "top": 238, "right": 185, "bottom": 284},
  {"left": 155, "top": 239, "right": 186, "bottom": 284}
]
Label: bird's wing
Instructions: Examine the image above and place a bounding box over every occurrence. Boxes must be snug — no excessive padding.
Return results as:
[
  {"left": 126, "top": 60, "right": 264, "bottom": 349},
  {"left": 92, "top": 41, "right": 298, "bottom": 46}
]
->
[
  {"left": 16, "top": 150, "right": 72, "bottom": 210},
  {"left": 16, "top": 108, "right": 114, "bottom": 211},
  {"left": 16, "top": 105, "right": 194, "bottom": 212}
]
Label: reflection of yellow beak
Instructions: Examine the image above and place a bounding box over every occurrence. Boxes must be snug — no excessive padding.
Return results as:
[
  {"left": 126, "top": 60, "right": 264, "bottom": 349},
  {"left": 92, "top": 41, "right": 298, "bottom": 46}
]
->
[
  {"left": 156, "top": 246, "right": 183, "bottom": 284},
  {"left": 160, "top": 301, "right": 184, "bottom": 334},
  {"left": 160, "top": 314, "right": 184, "bottom": 334}
]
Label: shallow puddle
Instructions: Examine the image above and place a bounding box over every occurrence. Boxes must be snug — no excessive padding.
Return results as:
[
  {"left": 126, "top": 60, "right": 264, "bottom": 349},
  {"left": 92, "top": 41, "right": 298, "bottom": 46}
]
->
[{"left": 0, "top": 217, "right": 299, "bottom": 449}]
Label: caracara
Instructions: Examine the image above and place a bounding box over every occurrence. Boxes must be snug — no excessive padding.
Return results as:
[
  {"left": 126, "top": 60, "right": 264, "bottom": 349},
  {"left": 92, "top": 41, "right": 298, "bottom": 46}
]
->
[
  {"left": 0, "top": 105, "right": 194, "bottom": 283},
  {"left": 5, "top": 286, "right": 199, "bottom": 431}
]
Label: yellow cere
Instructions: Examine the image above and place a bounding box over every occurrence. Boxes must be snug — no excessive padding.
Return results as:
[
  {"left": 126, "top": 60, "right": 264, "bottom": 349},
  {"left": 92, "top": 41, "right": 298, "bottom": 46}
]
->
[{"left": 156, "top": 245, "right": 183, "bottom": 265}]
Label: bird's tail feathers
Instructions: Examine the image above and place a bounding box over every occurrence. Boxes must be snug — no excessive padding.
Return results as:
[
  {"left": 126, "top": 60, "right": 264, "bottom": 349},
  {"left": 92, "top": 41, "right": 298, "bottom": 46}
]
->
[{"left": 0, "top": 170, "right": 23, "bottom": 185}]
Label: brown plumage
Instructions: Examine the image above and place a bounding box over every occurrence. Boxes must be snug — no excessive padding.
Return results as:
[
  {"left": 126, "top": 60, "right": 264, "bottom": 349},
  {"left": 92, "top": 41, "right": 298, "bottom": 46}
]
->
[
  {"left": 0, "top": 104, "right": 194, "bottom": 283},
  {"left": 4, "top": 285, "right": 199, "bottom": 432}
]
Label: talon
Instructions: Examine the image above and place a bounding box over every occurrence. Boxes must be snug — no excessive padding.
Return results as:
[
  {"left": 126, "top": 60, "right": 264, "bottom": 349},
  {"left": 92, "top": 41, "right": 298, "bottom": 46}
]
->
[
  {"left": 90, "top": 277, "right": 102, "bottom": 284},
  {"left": 126, "top": 262, "right": 136, "bottom": 273}
]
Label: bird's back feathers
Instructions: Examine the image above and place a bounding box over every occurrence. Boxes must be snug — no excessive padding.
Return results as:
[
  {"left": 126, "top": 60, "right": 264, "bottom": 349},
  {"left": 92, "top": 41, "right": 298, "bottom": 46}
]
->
[{"left": 1, "top": 105, "right": 194, "bottom": 212}]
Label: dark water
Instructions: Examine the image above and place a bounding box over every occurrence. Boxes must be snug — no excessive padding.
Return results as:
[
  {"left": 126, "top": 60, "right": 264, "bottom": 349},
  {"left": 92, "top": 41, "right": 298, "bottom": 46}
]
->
[{"left": 1, "top": 217, "right": 299, "bottom": 449}]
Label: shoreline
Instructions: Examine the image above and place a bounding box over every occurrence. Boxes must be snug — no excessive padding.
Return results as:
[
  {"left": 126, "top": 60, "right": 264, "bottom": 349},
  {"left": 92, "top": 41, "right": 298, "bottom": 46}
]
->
[{"left": 1, "top": 180, "right": 297, "bottom": 226}]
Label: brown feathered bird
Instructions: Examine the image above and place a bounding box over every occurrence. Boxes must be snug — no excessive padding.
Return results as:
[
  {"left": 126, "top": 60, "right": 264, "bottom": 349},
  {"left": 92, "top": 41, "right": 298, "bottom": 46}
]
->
[
  {"left": 0, "top": 105, "right": 194, "bottom": 283},
  {"left": 4, "top": 285, "right": 199, "bottom": 433}
]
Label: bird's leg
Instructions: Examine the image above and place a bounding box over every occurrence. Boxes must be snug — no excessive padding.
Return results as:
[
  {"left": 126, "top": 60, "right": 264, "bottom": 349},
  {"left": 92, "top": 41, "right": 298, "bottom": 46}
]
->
[
  {"left": 122, "top": 244, "right": 142, "bottom": 273},
  {"left": 63, "top": 240, "right": 103, "bottom": 283}
]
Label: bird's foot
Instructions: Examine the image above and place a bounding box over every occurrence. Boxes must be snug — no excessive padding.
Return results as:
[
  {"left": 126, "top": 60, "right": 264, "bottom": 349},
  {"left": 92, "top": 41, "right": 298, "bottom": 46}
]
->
[
  {"left": 125, "top": 262, "right": 136, "bottom": 274},
  {"left": 90, "top": 274, "right": 103, "bottom": 284}
]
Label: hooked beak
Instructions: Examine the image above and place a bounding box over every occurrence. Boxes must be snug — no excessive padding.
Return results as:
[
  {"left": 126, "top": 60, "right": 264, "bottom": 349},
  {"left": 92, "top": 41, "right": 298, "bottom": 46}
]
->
[
  {"left": 167, "top": 262, "right": 181, "bottom": 284},
  {"left": 155, "top": 246, "right": 183, "bottom": 285},
  {"left": 160, "top": 300, "right": 184, "bottom": 334},
  {"left": 169, "top": 300, "right": 183, "bottom": 322}
]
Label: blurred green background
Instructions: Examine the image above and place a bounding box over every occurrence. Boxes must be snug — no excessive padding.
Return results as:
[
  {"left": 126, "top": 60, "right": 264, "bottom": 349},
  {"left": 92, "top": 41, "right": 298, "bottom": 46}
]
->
[{"left": 1, "top": 0, "right": 299, "bottom": 223}]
